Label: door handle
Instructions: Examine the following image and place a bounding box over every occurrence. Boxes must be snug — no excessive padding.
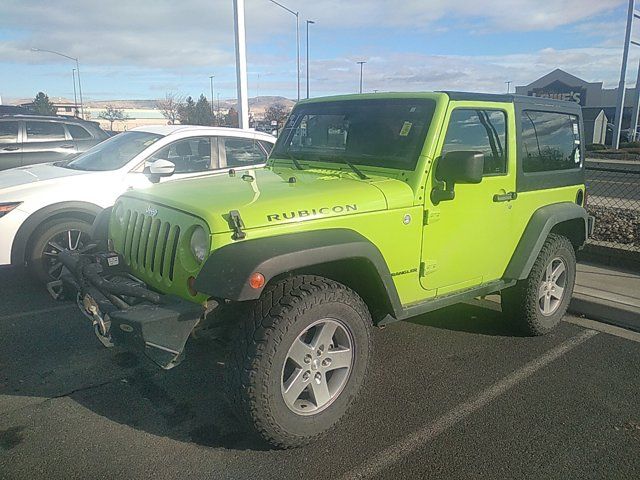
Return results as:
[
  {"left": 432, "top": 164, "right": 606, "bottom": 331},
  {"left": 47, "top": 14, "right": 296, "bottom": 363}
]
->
[
  {"left": 2, "top": 146, "right": 19, "bottom": 151},
  {"left": 493, "top": 191, "right": 517, "bottom": 202},
  {"left": 59, "top": 144, "right": 76, "bottom": 149}
]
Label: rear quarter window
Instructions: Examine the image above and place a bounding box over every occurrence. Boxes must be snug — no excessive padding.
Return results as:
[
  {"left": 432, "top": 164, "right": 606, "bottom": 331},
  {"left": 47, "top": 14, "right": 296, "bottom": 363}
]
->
[
  {"left": 521, "top": 111, "right": 581, "bottom": 172},
  {"left": 67, "top": 124, "right": 92, "bottom": 140}
]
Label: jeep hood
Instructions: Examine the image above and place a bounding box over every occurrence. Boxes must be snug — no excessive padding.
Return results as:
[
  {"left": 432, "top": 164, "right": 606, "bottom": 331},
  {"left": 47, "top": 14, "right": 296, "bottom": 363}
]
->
[{"left": 121, "top": 167, "right": 410, "bottom": 233}]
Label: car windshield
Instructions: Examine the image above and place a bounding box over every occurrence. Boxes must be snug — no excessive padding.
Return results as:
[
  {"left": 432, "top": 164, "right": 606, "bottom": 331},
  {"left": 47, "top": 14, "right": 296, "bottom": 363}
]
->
[
  {"left": 271, "top": 98, "right": 436, "bottom": 171},
  {"left": 65, "top": 131, "right": 163, "bottom": 171}
]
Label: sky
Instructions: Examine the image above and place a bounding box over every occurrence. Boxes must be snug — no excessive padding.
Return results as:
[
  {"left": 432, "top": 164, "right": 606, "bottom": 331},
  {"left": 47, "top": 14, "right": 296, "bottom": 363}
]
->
[{"left": 0, "top": 0, "right": 637, "bottom": 102}]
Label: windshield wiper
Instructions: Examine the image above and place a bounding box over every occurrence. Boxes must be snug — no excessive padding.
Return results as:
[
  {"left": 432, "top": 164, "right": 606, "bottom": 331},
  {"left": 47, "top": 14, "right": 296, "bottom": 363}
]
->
[
  {"left": 337, "top": 158, "right": 368, "bottom": 180},
  {"left": 282, "top": 152, "right": 304, "bottom": 171}
]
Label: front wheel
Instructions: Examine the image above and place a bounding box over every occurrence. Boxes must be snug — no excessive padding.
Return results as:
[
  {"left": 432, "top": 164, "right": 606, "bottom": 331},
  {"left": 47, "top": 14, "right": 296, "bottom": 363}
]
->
[
  {"left": 226, "top": 275, "right": 373, "bottom": 448},
  {"left": 502, "top": 233, "right": 576, "bottom": 336},
  {"left": 28, "top": 218, "right": 93, "bottom": 283}
]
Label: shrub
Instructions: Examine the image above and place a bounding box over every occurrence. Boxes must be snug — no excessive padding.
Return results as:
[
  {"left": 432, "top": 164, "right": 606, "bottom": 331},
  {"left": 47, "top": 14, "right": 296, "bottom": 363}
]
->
[{"left": 586, "top": 143, "right": 607, "bottom": 151}]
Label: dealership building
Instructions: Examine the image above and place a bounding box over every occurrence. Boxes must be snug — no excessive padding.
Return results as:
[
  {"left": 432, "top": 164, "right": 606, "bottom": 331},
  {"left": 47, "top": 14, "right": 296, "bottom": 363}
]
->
[{"left": 516, "top": 68, "right": 640, "bottom": 144}]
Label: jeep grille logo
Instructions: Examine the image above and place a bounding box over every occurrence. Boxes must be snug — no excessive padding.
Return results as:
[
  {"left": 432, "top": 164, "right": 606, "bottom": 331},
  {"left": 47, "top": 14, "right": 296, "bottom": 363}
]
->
[{"left": 145, "top": 206, "right": 158, "bottom": 217}]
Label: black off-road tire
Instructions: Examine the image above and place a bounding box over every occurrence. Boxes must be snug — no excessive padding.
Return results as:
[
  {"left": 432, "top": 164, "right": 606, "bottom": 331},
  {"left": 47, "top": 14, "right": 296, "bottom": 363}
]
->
[
  {"left": 27, "top": 218, "right": 93, "bottom": 284},
  {"left": 502, "top": 233, "right": 576, "bottom": 336},
  {"left": 225, "top": 275, "right": 373, "bottom": 448}
]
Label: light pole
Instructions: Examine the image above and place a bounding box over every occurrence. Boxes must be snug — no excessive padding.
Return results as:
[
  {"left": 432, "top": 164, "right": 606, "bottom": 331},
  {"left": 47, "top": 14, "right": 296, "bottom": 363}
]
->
[
  {"left": 505, "top": 80, "right": 512, "bottom": 94},
  {"left": 357, "top": 61, "right": 366, "bottom": 94},
  {"left": 306, "top": 20, "right": 315, "bottom": 98},
  {"left": 71, "top": 69, "right": 78, "bottom": 116},
  {"left": 209, "top": 75, "right": 215, "bottom": 119},
  {"left": 31, "top": 48, "right": 84, "bottom": 118},
  {"left": 267, "top": 0, "right": 300, "bottom": 102},
  {"left": 233, "top": 0, "right": 249, "bottom": 129}
]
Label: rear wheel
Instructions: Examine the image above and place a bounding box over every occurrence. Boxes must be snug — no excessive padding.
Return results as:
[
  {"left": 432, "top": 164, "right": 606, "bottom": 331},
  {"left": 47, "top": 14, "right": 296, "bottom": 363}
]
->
[
  {"left": 226, "top": 275, "right": 373, "bottom": 448},
  {"left": 28, "top": 218, "right": 92, "bottom": 283},
  {"left": 502, "top": 233, "right": 576, "bottom": 336}
]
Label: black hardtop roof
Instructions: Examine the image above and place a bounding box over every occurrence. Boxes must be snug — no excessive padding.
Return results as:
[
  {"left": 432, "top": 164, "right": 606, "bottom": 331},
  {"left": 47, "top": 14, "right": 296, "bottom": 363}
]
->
[{"left": 440, "top": 91, "right": 582, "bottom": 114}]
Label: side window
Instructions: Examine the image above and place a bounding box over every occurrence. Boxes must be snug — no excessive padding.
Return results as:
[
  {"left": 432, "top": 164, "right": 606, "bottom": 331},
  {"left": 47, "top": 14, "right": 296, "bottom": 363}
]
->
[
  {"left": 223, "top": 137, "right": 267, "bottom": 167},
  {"left": 441, "top": 109, "right": 507, "bottom": 175},
  {"left": 67, "top": 124, "right": 92, "bottom": 140},
  {"left": 25, "top": 121, "right": 66, "bottom": 141},
  {"left": 0, "top": 122, "right": 19, "bottom": 143},
  {"left": 151, "top": 137, "right": 214, "bottom": 173},
  {"left": 521, "top": 111, "right": 581, "bottom": 173}
]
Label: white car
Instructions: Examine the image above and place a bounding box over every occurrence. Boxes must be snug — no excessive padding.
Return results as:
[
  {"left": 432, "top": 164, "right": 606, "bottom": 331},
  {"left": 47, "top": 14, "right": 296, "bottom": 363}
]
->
[{"left": 0, "top": 125, "right": 275, "bottom": 282}]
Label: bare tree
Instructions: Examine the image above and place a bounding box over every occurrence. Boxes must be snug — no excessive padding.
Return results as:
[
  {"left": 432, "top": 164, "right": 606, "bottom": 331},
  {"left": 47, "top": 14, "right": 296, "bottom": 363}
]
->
[
  {"left": 157, "top": 92, "right": 184, "bottom": 125},
  {"left": 264, "top": 103, "right": 291, "bottom": 127},
  {"left": 98, "top": 105, "right": 129, "bottom": 131}
]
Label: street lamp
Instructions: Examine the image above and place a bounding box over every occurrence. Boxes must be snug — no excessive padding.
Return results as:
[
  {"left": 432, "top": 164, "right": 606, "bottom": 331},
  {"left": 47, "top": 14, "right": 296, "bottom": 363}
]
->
[
  {"left": 306, "top": 20, "right": 315, "bottom": 99},
  {"left": 209, "top": 75, "right": 215, "bottom": 119},
  {"left": 31, "top": 48, "right": 84, "bottom": 118},
  {"left": 71, "top": 69, "right": 78, "bottom": 116},
  {"left": 357, "top": 61, "right": 366, "bottom": 94},
  {"left": 267, "top": 0, "right": 300, "bottom": 102},
  {"left": 505, "top": 80, "right": 512, "bottom": 94}
]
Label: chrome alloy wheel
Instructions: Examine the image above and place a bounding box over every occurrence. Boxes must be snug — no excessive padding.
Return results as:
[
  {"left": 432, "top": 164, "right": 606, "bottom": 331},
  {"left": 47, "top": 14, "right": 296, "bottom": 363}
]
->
[
  {"left": 539, "top": 257, "right": 567, "bottom": 316},
  {"left": 281, "top": 318, "right": 354, "bottom": 416},
  {"left": 43, "top": 229, "right": 87, "bottom": 279}
]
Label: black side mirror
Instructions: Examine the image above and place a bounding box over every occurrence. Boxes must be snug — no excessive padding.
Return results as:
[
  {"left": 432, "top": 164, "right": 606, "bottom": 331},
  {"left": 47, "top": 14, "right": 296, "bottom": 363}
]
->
[{"left": 431, "top": 151, "right": 484, "bottom": 204}]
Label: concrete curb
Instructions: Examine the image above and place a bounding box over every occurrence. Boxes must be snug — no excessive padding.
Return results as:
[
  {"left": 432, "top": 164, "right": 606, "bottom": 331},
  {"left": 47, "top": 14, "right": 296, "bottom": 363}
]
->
[{"left": 569, "top": 287, "right": 640, "bottom": 333}]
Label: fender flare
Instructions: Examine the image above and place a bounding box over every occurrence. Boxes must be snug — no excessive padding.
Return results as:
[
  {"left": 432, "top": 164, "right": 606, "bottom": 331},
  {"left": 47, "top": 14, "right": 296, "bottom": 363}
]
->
[
  {"left": 11, "top": 201, "right": 103, "bottom": 265},
  {"left": 193, "top": 228, "right": 403, "bottom": 315},
  {"left": 503, "top": 202, "right": 588, "bottom": 281}
]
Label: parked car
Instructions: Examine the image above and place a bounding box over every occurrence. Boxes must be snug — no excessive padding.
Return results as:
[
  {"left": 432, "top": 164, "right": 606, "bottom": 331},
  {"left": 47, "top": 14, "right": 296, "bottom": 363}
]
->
[
  {"left": 59, "top": 92, "right": 590, "bottom": 448},
  {"left": 0, "top": 125, "right": 275, "bottom": 282},
  {"left": 0, "top": 115, "right": 110, "bottom": 170}
]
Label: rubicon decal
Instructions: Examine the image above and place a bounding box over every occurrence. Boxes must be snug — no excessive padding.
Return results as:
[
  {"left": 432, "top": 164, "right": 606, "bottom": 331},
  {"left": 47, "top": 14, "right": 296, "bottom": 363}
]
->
[{"left": 267, "top": 204, "right": 357, "bottom": 222}]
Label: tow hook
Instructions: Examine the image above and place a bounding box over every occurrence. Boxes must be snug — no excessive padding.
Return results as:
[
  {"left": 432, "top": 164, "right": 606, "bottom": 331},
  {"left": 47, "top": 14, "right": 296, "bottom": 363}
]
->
[
  {"left": 82, "top": 294, "right": 114, "bottom": 348},
  {"left": 46, "top": 279, "right": 64, "bottom": 300}
]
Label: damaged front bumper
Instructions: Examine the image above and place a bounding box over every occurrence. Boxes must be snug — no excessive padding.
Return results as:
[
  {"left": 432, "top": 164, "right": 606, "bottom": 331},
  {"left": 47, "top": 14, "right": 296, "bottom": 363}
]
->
[{"left": 51, "top": 250, "right": 214, "bottom": 369}]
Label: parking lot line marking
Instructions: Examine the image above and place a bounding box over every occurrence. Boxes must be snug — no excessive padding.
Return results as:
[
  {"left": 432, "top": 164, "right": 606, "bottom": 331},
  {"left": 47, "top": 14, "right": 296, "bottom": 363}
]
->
[
  {"left": 342, "top": 329, "right": 599, "bottom": 480},
  {"left": 565, "top": 317, "right": 640, "bottom": 343},
  {"left": 0, "top": 304, "right": 75, "bottom": 322}
]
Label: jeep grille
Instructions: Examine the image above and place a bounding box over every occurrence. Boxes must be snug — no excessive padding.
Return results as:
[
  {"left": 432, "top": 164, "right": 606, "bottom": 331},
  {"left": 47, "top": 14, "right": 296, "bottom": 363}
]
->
[{"left": 120, "top": 208, "right": 181, "bottom": 283}]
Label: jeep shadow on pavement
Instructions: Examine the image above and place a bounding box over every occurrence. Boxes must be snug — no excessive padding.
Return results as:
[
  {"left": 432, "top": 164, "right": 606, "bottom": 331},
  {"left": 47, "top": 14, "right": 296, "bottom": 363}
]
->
[{"left": 50, "top": 91, "right": 593, "bottom": 449}]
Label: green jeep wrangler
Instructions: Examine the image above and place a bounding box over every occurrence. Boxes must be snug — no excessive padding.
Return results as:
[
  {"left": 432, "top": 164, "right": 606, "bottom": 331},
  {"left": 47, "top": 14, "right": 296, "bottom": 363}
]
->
[{"left": 57, "top": 92, "right": 592, "bottom": 448}]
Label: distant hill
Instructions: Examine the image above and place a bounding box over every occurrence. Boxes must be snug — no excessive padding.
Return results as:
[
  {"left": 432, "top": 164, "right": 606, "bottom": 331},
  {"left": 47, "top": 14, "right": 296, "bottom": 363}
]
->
[{"left": 4, "top": 95, "right": 295, "bottom": 120}]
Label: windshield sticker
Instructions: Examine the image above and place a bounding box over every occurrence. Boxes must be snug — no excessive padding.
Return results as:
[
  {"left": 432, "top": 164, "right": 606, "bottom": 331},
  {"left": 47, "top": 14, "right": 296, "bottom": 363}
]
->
[{"left": 399, "top": 122, "right": 413, "bottom": 136}]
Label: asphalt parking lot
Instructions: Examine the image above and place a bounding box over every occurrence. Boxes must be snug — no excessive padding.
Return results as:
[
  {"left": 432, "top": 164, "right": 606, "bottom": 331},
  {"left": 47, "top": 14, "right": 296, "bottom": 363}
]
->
[{"left": 1, "top": 266, "right": 639, "bottom": 480}]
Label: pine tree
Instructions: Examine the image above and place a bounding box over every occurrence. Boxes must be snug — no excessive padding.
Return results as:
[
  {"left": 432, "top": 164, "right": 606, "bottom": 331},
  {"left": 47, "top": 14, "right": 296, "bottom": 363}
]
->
[
  {"left": 178, "top": 96, "right": 196, "bottom": 124},
  {"left": 193, "top": 94, "right": 214, "bottom": 126},
  {"left": 32, "top": 92, "right": 57, "bottom": 115}
]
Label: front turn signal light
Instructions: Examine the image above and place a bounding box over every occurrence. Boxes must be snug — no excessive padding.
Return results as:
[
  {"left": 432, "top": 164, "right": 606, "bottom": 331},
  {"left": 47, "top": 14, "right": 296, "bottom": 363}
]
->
[{"left": 249, "top": 272, "right": 265, "bottom": 289}]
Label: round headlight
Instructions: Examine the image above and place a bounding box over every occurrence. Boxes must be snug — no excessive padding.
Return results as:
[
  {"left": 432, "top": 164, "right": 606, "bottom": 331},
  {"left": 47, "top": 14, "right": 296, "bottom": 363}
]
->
[{"left": 190, "top": 226, "right": 208, "bottom": 263}]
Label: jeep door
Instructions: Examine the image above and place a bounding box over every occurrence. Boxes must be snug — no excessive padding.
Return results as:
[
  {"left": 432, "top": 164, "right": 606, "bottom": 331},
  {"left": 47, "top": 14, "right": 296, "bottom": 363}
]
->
[
  {"left": 0, "top": 120, "right": 22, "bottom": 170},
  {"left": 420, "top": 103, "right": 517, "bottom": 296}
]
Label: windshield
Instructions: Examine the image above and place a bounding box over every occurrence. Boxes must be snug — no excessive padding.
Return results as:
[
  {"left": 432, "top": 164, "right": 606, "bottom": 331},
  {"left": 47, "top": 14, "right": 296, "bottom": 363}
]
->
[
  {"left": 272, "top": 98, "right": 436, "bottom": 171},
  {"left": 65, "top": 131, "right": 163, "bottom": 171}
]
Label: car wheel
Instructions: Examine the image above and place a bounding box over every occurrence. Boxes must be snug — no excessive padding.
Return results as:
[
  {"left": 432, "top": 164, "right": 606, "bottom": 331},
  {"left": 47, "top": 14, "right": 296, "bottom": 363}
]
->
[
  {"left": 28, "top": 218, "right": 92, "bottom": 284},
  {"left": 502, "top": 233, "right": 576, "bottom": 336},
  {"left": 226, "top": 275, "right": 373, "bottom": 448}
]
